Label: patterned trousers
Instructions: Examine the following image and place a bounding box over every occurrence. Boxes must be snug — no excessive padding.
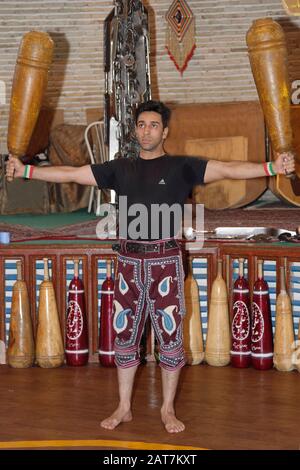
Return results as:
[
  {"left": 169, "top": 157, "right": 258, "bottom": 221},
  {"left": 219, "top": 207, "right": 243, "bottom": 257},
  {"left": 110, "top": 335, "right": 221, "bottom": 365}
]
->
[{"left": 113, "top": 240, "right": 186, "bottom": 370}]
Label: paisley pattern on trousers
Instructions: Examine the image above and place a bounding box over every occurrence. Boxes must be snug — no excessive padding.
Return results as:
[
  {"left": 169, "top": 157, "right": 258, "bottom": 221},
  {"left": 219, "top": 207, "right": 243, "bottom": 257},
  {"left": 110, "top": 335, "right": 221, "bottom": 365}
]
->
[{"left": 113, "top": 249, "right": 186, "bottom": 370}]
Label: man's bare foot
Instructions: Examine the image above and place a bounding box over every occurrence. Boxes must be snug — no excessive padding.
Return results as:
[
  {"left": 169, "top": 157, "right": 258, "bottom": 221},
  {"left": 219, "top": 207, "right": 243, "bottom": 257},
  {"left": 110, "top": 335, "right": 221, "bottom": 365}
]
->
[
  {"left": 100, "top": 407, "right": 132, "bottom": 430},
  {"left": 161, "top": 410, "right": 185, "bottom": 433}
]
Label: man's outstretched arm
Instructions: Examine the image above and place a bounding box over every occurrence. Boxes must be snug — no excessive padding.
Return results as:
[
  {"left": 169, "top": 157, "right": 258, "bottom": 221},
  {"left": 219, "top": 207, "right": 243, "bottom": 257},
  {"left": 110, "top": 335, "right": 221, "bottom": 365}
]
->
[
  {"left": 6, "top": 156, "right": 97, "bottom": 186},
  {"left": 203, "top": 151, "right": 295, "bottom": 183}
]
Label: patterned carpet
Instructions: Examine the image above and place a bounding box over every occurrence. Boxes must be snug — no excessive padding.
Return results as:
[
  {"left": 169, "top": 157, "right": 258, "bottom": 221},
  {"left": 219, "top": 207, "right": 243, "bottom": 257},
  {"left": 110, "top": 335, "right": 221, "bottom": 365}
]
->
[
  {"left": 1, "top": 206, "right": 299, "bottom": 242},
  {"left": 0, "top": 219, "right": 99, "bottom": 241},
  {"left": 203, "top": 207, "right": 300, "bottom": 232}
]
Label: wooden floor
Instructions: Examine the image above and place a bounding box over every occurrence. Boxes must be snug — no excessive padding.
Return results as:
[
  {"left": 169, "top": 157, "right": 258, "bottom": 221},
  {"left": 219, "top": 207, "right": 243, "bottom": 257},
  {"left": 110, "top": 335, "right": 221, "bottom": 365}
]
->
[{"left": 0, "top": 362, "right": 299, "bottom": 450}]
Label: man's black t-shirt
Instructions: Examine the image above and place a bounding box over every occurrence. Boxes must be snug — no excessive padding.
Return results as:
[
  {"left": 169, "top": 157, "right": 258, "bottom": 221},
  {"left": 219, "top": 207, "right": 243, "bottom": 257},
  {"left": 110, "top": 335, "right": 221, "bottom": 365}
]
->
[{"left": 91, "top": 154, "right": 208, "bottom": 240}]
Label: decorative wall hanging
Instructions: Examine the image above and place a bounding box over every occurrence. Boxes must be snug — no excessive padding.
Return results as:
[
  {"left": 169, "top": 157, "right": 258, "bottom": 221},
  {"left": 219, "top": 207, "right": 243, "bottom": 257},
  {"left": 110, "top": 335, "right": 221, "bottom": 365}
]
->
[
  {"left": 165, "top": 0, "right": 196, "bottom": 75},
  {"left": 282, "top": 0, "right": 300, "bottom": 15}
]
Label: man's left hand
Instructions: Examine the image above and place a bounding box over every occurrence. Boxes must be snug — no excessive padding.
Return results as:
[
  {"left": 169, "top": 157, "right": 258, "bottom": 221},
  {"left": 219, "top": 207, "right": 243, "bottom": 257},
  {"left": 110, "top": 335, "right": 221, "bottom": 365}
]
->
[{"left": 273, "top": 151, "right": 296, "bottom": 175}]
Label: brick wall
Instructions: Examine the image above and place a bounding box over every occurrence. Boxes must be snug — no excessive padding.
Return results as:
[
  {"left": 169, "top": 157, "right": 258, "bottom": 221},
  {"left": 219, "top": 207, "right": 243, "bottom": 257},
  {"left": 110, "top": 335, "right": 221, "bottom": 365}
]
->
[{"left": 1, "top": 0, "right": 300, "bottom": 152}]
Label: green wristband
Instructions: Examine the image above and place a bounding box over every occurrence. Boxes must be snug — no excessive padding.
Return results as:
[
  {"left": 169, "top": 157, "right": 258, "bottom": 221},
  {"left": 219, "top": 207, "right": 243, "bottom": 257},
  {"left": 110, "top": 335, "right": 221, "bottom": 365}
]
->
[
  {"left": 268, "top": 162, "right": 276, "bottom": 176},
  {"left": 23, "top": 165, "right": 33, "bottom": 179}
]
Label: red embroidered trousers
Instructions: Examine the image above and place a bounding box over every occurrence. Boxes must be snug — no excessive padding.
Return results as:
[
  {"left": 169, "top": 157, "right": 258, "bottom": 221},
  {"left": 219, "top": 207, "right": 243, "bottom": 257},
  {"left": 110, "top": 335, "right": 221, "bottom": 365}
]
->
[{"left": 113, "top": 241, "right": 186, "bottom": 370}]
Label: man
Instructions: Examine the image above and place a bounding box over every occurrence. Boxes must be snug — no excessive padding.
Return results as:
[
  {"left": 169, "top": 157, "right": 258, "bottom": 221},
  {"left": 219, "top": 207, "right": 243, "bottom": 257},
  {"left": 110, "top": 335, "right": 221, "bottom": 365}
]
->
[{"left": 6, "top": 100, "right": 295, "bottom": 434}]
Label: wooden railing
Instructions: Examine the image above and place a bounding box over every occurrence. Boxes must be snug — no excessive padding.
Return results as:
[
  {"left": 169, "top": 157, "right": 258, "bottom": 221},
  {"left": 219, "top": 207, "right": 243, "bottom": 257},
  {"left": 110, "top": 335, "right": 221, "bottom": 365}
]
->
[{"left": 1, "top": 241, "right": 299, "bottom": 363}]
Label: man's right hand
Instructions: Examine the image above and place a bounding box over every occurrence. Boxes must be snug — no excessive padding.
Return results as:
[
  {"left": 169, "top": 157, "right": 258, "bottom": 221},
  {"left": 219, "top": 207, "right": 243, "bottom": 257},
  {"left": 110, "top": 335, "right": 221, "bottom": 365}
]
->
[{"left": 6, "top": 155, "right": 25, "bottom": 180}]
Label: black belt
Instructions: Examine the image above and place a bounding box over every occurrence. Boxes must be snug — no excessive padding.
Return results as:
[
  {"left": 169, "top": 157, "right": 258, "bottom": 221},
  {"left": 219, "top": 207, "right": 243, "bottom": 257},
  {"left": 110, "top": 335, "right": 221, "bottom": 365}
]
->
[{"left": 112, "top": 240, "right": 178, "bottom": 254}]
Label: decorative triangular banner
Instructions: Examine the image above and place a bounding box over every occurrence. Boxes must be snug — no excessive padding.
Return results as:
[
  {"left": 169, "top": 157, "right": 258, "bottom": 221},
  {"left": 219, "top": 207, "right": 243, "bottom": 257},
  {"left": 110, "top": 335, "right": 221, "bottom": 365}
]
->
[{"left": 165, "top": 0, "right": 196, "bottom": 75}]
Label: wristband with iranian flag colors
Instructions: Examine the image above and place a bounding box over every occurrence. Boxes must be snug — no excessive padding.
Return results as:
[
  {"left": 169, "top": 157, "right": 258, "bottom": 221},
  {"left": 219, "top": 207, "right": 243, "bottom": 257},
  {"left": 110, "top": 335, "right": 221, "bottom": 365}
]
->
[
  {"left": 263, "top": 162, "right": 276, "bottom": 177},
  {"left": 23, "top": 165, "right": 34, "bottom": 179}
]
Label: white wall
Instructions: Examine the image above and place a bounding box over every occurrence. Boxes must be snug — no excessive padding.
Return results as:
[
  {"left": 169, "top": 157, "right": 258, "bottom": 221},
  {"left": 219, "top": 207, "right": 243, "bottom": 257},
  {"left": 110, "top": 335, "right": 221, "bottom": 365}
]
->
[{"left": 1, "top": 0, "right": 300, "bottom": 152}]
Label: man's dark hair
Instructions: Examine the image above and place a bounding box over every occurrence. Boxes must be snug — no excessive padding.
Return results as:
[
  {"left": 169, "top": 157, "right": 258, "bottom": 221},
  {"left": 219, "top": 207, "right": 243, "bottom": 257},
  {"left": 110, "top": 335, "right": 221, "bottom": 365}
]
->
[{"left": 135, "top": 100, "right": 171, "bottom": 129}]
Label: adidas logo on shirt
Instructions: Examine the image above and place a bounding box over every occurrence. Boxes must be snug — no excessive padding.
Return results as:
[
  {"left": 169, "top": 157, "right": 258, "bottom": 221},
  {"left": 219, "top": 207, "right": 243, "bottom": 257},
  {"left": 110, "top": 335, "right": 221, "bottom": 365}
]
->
[{"left": 158, "top": 179, "right": 166, "bottom": 185}]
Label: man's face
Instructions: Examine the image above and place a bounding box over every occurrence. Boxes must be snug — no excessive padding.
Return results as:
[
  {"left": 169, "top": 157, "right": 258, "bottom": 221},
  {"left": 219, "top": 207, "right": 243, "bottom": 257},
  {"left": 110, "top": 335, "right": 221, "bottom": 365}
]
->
[{"left": 135, "top": 111, "right": 168, "bottom": 152}]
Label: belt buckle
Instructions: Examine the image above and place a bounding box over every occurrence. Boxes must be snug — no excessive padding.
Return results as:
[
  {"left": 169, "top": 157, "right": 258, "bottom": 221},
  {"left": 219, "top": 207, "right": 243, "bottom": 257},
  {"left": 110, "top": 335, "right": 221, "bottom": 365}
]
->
[{"left": 141, "top": 244, "right": 158, "bottom": 253}]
